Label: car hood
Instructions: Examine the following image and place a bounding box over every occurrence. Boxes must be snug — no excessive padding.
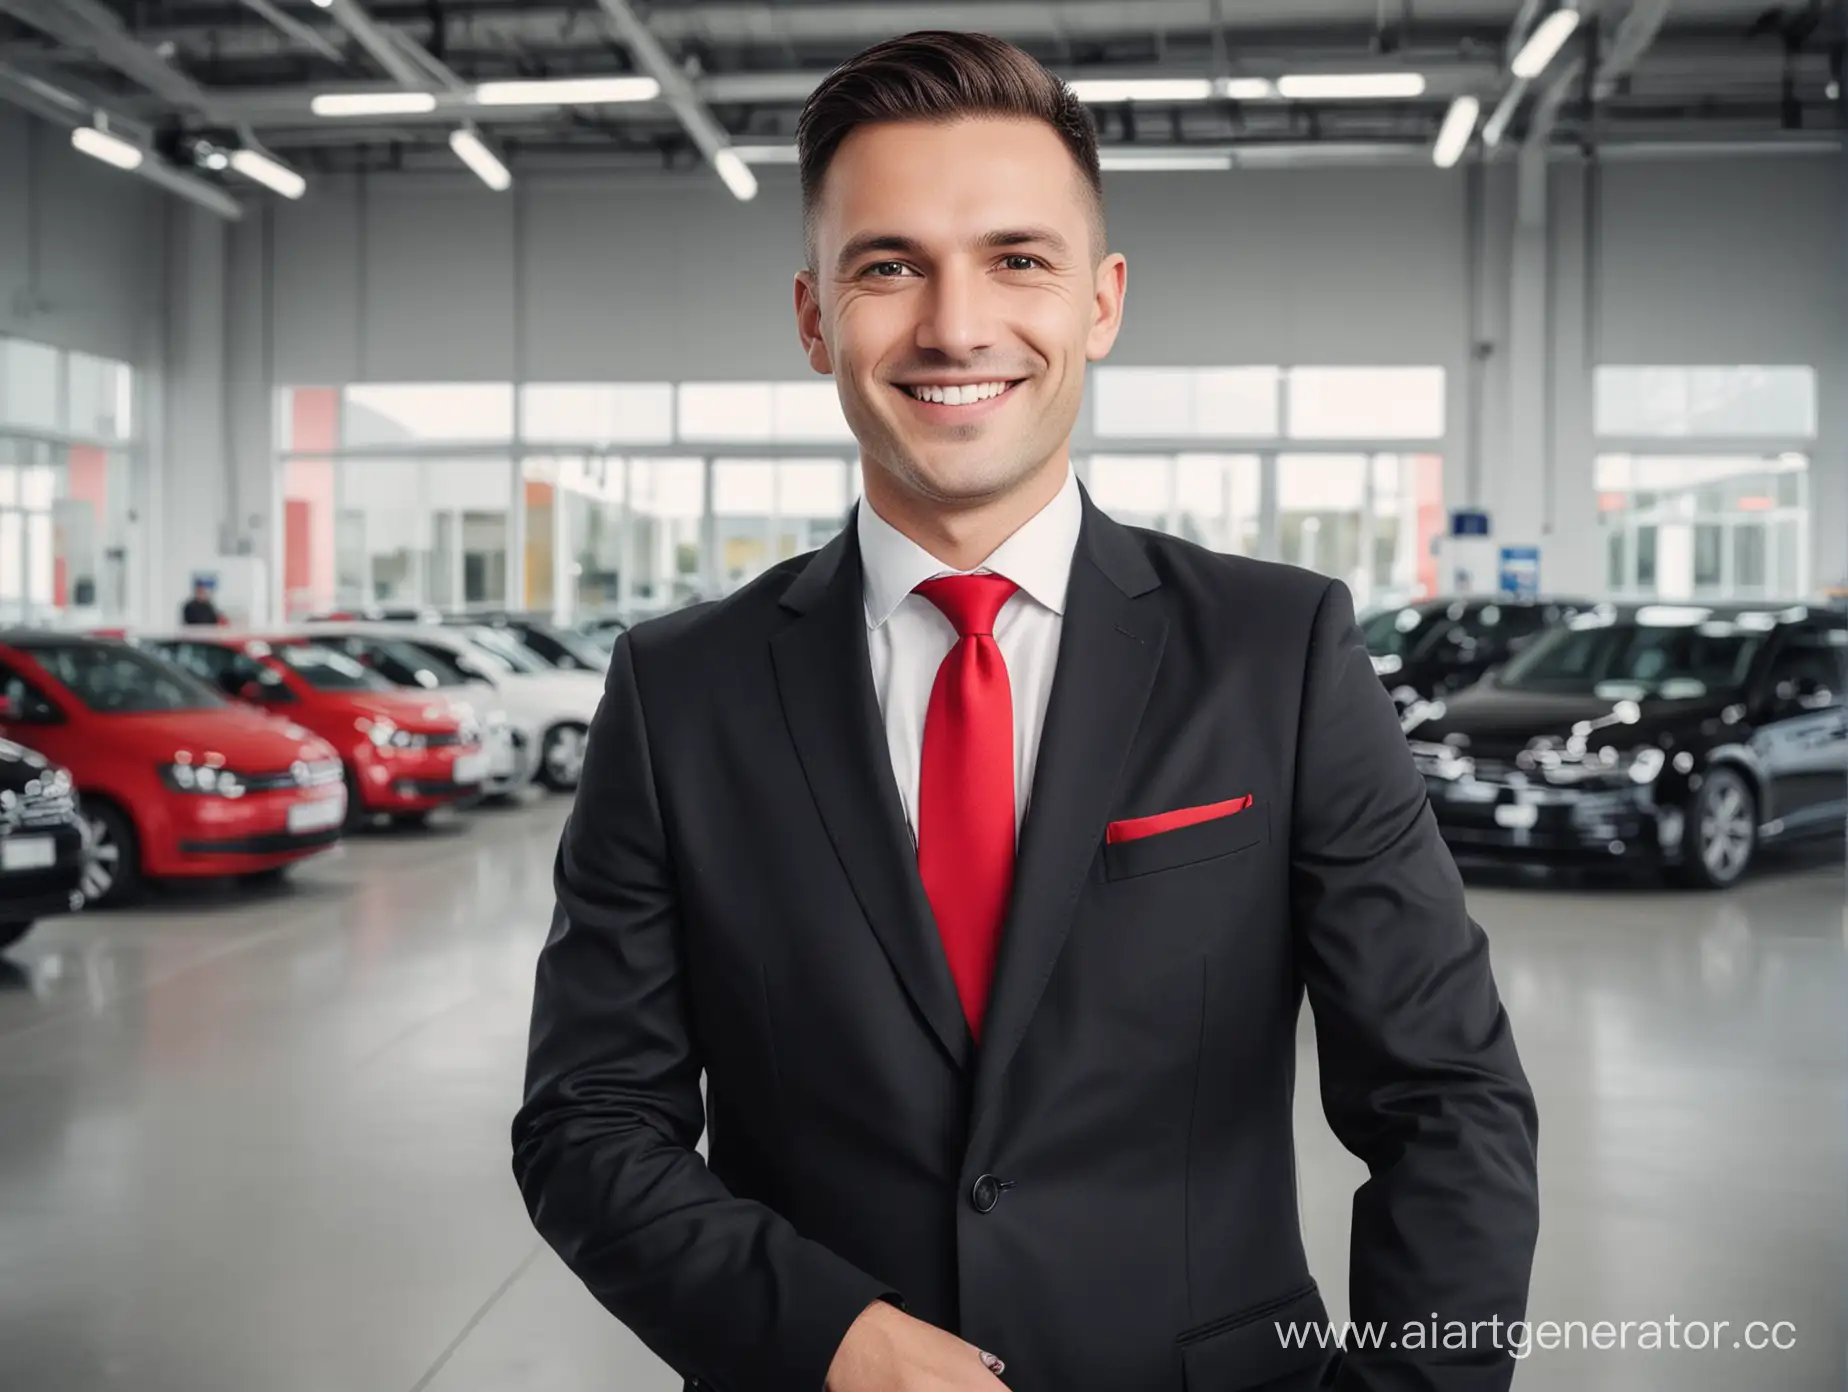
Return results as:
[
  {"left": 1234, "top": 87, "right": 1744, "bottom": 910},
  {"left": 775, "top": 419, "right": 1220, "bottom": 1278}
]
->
[
  {"left": 0, "top": 736, "right": 57, "bottom": 790},
  {"left": 307, "top": 690, "right": 464, "bottom": 733},
  {"left": 1404, "top": 684, "right": 1727, "bottom": 758},
  {"left": 78, "top": 706, "right": 339, "bottom": 769}
]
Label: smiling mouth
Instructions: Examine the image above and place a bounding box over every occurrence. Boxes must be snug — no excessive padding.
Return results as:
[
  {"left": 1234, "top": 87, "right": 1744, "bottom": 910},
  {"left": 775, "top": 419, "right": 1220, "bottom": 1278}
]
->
[{"left": 898, "top": 380, "right": 1022, "bottom": 406}]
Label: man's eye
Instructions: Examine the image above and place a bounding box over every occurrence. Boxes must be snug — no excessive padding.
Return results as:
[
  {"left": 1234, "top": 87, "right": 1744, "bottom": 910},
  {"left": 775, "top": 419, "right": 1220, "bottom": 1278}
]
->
[
  {"left": 1000, "top": 255, "right": 1044, "bottom": 271},
  {"left": 865, "top": 261, "right": 912, "bottom": 278}
]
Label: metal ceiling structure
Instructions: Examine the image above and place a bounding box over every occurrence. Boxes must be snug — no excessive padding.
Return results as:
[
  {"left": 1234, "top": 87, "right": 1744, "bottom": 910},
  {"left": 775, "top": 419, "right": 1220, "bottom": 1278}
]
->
[{"left": 0, "top": 0, "right": 1839, "bottom": 208}]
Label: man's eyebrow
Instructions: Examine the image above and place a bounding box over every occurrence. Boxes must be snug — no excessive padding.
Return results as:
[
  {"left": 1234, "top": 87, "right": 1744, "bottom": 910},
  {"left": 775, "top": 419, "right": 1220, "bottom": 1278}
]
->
[
  {"left": 979, "top": 227, "right": 1072, "bottom": 256},
  {"left": 834, "top": 233, "right": 924, "bottom": 272}
]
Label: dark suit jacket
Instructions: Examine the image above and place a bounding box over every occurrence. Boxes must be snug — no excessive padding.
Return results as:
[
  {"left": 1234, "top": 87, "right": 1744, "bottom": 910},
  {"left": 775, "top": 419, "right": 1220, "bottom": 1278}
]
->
[{"left": 513, "top": 491, "right": 1539, "bottom": 1392}]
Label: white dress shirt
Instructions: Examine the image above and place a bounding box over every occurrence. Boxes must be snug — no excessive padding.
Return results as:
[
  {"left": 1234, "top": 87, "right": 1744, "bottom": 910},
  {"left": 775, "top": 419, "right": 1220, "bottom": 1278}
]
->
[{"left": 858, "top": 467, "right": 1083, "bottom": 844}]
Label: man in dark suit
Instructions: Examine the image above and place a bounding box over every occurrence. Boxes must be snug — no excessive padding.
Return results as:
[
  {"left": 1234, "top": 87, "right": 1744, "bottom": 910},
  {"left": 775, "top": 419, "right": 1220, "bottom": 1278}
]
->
[{"left": 513, "top": 31, "right": 1538, "bottom": 1392}]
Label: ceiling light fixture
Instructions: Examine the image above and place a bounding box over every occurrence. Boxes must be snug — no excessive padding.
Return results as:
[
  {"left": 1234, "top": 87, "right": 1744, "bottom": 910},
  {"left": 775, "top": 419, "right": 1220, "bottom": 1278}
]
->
[
  {"left": 1218, "top": 78, "right": 1277, "bottom": 100},
  {"left": 71, "top": 123, "right": 144, "bottom": 171},
  {"left": 310, "top": 91, "right": 440, "bottom": 117},
  {"left": 473, "top": 76, "right": 661, "bottom": 106},
  {"left": 1511, "top": 8, "right": 1583, "bottom": 80},
  {"left": 1276, "top": 73, "right": 1427, "bottom": 99},
  {"left": 1432, "top": 95, "right": 1482, "bottom": 168},
  {"left": 229, "top": 147, "right": 306, "bottom": 199},
  {"left": 1099, "top": 150, "right": 1233, "bottom": 171},
  {"left": 712, "top": 148, "right": 758, "bottom": 201},
  {"left": 729, "top": 144, "right": 799, "bottom": 164},
  {"left": 449, "top": 128, "right": 512, "bottom": 191},
  {"left": 1067, "top": 78, "right": 1216, "bottom": 103}
]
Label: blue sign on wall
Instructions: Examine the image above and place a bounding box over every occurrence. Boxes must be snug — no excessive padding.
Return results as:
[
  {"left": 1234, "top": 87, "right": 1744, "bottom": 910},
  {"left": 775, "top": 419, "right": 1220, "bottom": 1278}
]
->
[
  {"left": 1450, "top": 509, "right": 1492, "bottom": 538},
  {"left": 1498, "top": 546, "right": 1541, "bottom": 599}
]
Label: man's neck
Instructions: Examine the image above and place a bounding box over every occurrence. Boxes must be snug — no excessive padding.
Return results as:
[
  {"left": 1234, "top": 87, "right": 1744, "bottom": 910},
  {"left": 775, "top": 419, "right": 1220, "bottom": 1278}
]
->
[{"left": 861, "top": 454, "right": 1070, "bottom": 573}]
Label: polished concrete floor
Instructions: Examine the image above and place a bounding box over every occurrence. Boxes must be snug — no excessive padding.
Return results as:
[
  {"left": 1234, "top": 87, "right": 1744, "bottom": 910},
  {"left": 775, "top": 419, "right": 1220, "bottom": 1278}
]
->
[{"left": 1, "top": 796, "right": 1842, "bottom": 1392}]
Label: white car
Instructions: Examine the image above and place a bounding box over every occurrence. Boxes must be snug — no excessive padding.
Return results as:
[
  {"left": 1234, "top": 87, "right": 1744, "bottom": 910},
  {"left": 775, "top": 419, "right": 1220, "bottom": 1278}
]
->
[{"left": 300, "top": 622, "right": 603, "bottom": 791}]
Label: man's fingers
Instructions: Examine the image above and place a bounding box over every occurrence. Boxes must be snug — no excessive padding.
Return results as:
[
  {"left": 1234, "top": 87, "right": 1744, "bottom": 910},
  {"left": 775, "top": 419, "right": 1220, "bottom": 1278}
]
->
[{"left": 977, "top": 1349, "right": 1005, "bottom": 1376}]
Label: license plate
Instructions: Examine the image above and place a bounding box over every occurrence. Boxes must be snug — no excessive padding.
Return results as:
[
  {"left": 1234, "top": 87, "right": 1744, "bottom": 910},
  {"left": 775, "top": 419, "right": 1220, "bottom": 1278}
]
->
[
  {"left": 1494, "top": 803, "right": 1539, "bottom": 829},
  {"left": 452, "top": 752, "right": 488, "bottom": 785},
  {"left": 1, "top": 836, "right": 55, "bottom": 871},
  {"left": 288, "top": 796, "right": 345, "bottom": 834}
]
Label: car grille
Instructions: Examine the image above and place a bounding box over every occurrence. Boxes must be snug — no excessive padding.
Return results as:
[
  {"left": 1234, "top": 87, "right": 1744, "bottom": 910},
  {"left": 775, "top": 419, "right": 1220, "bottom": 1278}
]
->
[
  {"left": 240, "top": 759, "right": 345, "bottom": 792},
  {"left": 4, "top": 785, "right": 77, "bottom": 830},
  {"left": 423, "top": 731, "right": 470, "bottom": 748}
]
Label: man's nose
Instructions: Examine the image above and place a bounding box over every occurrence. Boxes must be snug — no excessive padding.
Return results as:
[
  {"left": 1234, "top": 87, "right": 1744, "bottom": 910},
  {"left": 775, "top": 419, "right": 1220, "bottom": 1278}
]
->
[{"left": 913, "top": 263, "right": 996, "bottom": 359}]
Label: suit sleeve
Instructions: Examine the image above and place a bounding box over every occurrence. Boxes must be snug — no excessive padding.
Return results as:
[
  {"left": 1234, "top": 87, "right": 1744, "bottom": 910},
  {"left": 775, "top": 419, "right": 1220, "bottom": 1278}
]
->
[
  {"left": 511, "top": 631, "right": 896, "bottom": 1391},
  {"left": 1289, "top": 580, "right": 1540, "bottom": 1392}
]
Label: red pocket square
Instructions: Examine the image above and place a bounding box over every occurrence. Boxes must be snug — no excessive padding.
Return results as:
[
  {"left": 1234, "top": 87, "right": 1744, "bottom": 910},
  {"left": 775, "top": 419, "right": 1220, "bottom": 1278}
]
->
[{"left": 1106, "top": 795, "right": 1254, "bottom": 844}]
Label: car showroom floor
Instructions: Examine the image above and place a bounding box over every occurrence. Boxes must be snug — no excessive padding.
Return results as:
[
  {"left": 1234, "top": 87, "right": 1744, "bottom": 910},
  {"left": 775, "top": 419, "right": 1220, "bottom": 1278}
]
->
[{"left": 0, "top": 796, "right": 1841, "bottom": 1392}]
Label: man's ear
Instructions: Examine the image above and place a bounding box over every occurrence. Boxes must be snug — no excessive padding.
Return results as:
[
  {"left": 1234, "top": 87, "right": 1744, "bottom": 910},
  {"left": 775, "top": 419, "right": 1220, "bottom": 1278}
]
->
[
  {"left": 1085, "top": 252, "right": 1128, "bottom": 362},
  {"left": 794, "top": 271, "right": 834, "bottom": 374}
]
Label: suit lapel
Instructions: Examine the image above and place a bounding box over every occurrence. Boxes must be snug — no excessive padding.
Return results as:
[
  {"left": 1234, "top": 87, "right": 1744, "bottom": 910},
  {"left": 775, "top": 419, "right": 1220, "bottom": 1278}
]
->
[
  {"left": 770, "top": 522, "right": 975, "bottom": 1074},
  {"left": 969, "top": 494, "right": 1167, "bottom": 1133}
]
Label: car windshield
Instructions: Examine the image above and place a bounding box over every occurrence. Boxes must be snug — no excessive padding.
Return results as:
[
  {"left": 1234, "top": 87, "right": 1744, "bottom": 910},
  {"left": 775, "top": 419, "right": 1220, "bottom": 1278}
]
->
[
  {"left": 532, "top": 625, "right": 609, "bottom": 669},
  {"left": 462, "top": 627, "right": 550, "bottom": 674},
  {"left": 1496, "top": 619, "right": 1764, "bottom": 699},
  {"left": 27, "top": 642, "right": 224, "bottom": 713},
  {"left": 273, "top": 644, "right": 394, "bottom": 691},
  {"left": 1360, "top": 606, "right": 1441, "bottom": 659},
  {"left": 371, "top": 638, "right": 471, "bottom": 688}
]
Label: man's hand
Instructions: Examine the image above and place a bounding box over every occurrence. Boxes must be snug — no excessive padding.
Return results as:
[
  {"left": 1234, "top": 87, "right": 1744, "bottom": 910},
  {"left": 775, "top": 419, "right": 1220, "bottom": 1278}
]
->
[{"left": 826, "top": 1299, "right": 1008, "bottom": 1390}]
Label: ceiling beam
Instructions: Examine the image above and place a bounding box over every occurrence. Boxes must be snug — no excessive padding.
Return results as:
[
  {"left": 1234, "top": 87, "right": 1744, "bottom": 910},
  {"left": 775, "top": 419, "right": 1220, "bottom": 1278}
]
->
[
  {"left": 0, "top": 0, "right": 232, "bottom": 122},
  {"left": 1526, "top": 0, "right": 1674, "bottom": 151},
  {"left": 595, "top": 0, "right": 750, "bottom": 195},
  {"left": 236, "top": 0, "right": 347, "bottom": 67},
  {"left": 320, "top": 0, "right": 435, "bottom": 90}
]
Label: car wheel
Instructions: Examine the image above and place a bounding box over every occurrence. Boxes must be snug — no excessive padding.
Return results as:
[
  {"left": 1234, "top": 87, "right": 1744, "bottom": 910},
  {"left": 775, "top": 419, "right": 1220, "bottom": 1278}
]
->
[
  {"left": 239, "top": 866, "right": 292, "bottom": 889},
  {"left": 1675, "top": 767, "right": 1757, "bottom": 890},
  {"left": 538, "top": 723, "right": 588, "bottom": 791},
  {"left": 342, "top": 765, "right": 370, "bottom": 832},
  {"left": 82, "top": 800, "right": 141, "bottom": 907},
  {"left": 0, "top": 921, "right": 33, "bottom": 953},
  {"left": 389, "top": 811, "right": 431, "bottom": 829}
]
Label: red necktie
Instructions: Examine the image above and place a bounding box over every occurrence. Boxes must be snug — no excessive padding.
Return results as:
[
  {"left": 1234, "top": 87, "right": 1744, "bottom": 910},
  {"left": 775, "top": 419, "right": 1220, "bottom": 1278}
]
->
[{"left": 914, "top": 573, "right": 1019, "bottom": 1040}]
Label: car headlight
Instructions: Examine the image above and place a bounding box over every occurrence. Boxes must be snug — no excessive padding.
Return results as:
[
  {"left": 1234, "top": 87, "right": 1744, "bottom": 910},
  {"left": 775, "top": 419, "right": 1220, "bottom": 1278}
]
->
[
  {"left": 364, "top": 718, "right": 396, "bottom": 748},
  {"left": 1627, "top": 746, "right": 1666, "bottom": 784},
  {"left": 1409, "top": 740, "right": 1473, "bottom": 781},
  {"left": 161, "top": 762, "right": 247, "bottom": 798}
]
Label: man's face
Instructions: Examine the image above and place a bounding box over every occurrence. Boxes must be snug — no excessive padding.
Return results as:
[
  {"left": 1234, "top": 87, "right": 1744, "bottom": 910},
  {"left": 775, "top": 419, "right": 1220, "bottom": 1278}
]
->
[{"left": 796, "top": 118, "right": 1126, "bottom": 509}]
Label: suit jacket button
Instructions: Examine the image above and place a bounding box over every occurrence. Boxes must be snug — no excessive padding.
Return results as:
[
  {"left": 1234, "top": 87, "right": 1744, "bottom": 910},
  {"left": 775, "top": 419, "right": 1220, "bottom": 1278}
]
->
[{"left": 970, "top": 1174, "right": 1001, "bottom": 1213}]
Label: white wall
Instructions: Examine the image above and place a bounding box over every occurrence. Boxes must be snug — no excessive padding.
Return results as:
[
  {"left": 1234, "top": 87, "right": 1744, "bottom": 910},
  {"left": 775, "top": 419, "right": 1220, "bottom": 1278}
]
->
[
  {"left": 0, "top": 109, "right": 164, "bottom": 363},
  {"left": 165, "top": 149, "right": 1848, "bottom": 607}
]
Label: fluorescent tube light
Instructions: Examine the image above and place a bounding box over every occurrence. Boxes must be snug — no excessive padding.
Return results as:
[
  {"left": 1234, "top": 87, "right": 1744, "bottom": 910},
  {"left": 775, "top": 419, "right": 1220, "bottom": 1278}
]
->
[
  {"left": 229, "top": 147, "right": 306, "bottom": 199},
  {"left": 1067, "top": 78, "right": 1216, "bottom": 103},
  {"left": 1511, "top": 9, "right": 1582, "bottom": 80},
  {"left": 71, "top": 124, "right": 144, "bottom": 171},
  {"left": 1099, "top": 151, "right": 1233, "bottom": 171},
  {"left": 1276, "top": 73, "right": 1427, "bottom": 100},
  {"left": 730, "top": 144, "right": 799, "bottom": 165},
  {"left": 1218, "top": 78, "right": 1277, "bottom": 100},
  {"left": 713, "top": 148, "right": 758, "bottom": 201},
  {"left": 311, "top": 91, "right": 440, "bottom": 117},
  {"left": 473, "top": 76, "right": 661, "bottom": 106},
  {"left": 1432, "top": 95, "right": 1481, "bottom": 168},
  {"left": 449, "top": 128, "right": 512, "bottom": 191}
]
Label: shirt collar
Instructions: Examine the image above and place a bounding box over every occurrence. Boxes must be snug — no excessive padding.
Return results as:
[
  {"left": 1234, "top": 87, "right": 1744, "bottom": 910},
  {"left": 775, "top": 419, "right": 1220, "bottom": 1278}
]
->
[{"left": 857, "top": 466, "right": 1082, "bottom": 629}]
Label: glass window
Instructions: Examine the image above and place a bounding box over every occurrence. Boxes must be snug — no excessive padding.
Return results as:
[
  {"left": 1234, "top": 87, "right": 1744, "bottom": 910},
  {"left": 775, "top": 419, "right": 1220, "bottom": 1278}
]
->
[
  {"left": 1596, "top": 454, "right": 1807, "bottom": 600},
  {"left": 0, "top": 337, "right": 62, "bottom": 432},
  {"left": 772, "top": 383, "right": 855, "bottom": 442},
  {"left": 1595, "top": 366, "right": 1817, "bottom": 438},
  {"left": 272, "top": 643, "right": 392, "bottom": 690},
  {"left": 68, "top": 352, "right": 133, "bottom": 440},
  {"left": 1500, "top": 620, "right": 1764, "bottom": 698},
  {"left": 1278, "top": 453, "right": 1367, "bottom": 590},
  {"left": 520, "top": 384, "right": 674, "bottom": 444},
  {"left": 1286, "top": 367, "right": 1445, "bottom": 439},
  {"left": 679, "top": 383, "right": 774, "bottom": 441},
  {"left": 24, "top": 641, "right": 223, "bottom": 712},
  {"left": 341, "top": 384, "right": 514, "bottom": 445},
  {"left": 1092, "top": 367, "right": 1279, "bottom": 438}
]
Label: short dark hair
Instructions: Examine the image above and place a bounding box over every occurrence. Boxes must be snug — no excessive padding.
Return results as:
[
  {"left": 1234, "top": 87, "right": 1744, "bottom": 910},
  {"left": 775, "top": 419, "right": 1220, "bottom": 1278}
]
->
[{"left": 796, "top": 30, "right": 1105, "bottom": 265}]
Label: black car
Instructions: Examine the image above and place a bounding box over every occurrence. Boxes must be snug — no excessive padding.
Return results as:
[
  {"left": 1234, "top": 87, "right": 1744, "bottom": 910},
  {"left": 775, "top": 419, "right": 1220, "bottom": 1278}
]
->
[
  {"left": 0, "top": 736, "right": 88, "bottom": 951},
  {"left": 1403, "top": 603, "right": 1847, "bottom": 887},
  {"left": 442, "top": 614, "right": 611, "bottom": 673},
  {"left": 1361, "top": 596, "right": 1591, "bottom": 706}
]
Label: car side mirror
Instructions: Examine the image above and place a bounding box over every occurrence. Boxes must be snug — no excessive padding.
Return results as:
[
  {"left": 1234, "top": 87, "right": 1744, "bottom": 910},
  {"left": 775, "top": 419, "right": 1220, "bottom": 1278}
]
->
[
  {"left": 0, "top": 694, "right": 14, "bottom": 719},
  {"left": 239, "top": 680, "right": 270, "bottom": 703}
]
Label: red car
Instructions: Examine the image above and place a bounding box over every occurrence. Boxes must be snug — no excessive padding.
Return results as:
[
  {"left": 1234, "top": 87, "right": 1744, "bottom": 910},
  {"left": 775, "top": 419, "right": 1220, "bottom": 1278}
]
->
[
  {"left": 0, "top": 633, "right": 348, "bottom": 906},
  {"left": 142, "top": 632, "right": 488, "bottom": 830}
]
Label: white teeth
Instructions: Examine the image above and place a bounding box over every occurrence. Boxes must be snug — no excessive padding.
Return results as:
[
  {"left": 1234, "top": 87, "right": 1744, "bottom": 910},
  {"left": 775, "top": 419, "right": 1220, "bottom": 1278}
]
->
[{"left": 905, "top": 381, "right": 1011, "bottom": 405}]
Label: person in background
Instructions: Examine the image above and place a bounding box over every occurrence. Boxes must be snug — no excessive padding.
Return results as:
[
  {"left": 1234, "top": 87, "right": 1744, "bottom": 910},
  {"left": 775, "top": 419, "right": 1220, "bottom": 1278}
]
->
[{"left": 180, "top": 581, "right": 222, "bottom": 627}]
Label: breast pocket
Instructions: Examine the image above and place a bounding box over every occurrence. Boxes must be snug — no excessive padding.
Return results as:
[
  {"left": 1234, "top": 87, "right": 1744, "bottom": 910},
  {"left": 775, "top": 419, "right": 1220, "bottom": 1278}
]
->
[{"left": 1102, "top": 799, "right": 1268, "bottom": 881}]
